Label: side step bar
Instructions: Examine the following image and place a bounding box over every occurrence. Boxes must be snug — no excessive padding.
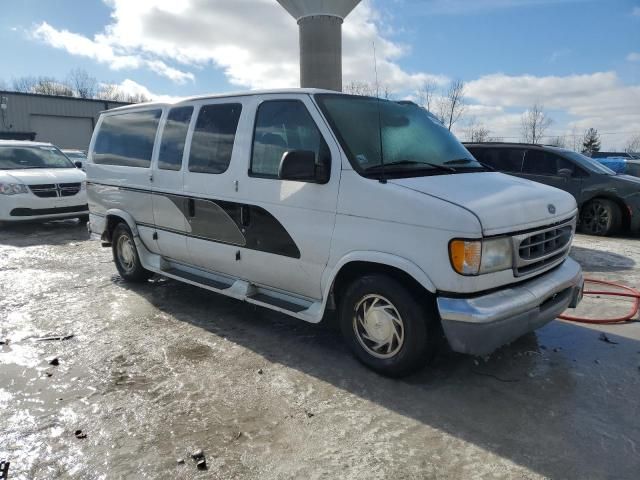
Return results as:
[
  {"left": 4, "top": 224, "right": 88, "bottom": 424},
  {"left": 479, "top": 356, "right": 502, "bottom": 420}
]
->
[{"left": 158, "top": 261, "right": 317, "bottom": 318}]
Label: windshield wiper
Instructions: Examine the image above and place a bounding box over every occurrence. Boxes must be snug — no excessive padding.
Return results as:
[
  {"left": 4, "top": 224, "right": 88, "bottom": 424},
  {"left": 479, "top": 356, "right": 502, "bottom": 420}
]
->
[
  {"left": 443, "top": 158, "right": 495, "bottom": 171},
  {"left": 365, "top": 160, "right": 456, "bottom": 173}
]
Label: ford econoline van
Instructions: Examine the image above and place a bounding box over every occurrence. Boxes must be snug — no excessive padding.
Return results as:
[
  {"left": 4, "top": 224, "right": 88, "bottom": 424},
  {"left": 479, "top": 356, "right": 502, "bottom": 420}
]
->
[{"left": 86, "top": 90, "right": 584, "bottom": 376}]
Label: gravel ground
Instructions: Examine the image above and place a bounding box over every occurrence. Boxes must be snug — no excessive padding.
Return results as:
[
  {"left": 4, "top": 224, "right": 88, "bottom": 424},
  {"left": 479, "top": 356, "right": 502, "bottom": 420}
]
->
[{"left": 1, "top": 221, "right": 639, "bottom": 479}]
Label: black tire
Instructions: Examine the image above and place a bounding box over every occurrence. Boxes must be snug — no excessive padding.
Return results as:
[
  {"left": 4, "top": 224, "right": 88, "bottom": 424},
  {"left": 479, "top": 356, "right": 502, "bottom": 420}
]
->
[
  {"left": 338, "top": 274, "right": 437, "bottom": 377},
  {"left": 579, "top": 199, "right": 622, "bottom": 236},
  {"left": 111, "top": 222, "right": 152, "bottom": 282}
]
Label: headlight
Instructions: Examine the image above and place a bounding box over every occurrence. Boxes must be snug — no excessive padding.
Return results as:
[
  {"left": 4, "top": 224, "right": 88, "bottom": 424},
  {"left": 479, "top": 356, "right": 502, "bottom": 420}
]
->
[
  {"left": 449, "top": 237, "right": 513, "bottom": 275},
  {"left": 81, "top": 181, "right": 87, "bottom": 191},
  {"left": 0, "top": 182, "right": 29, "bottom": 195}
]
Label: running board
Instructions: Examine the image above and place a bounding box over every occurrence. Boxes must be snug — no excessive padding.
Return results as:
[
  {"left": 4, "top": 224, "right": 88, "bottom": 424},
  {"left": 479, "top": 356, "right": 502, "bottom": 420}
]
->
[{"left": 157, "top": 261, "right": 319, "bottom": 319}]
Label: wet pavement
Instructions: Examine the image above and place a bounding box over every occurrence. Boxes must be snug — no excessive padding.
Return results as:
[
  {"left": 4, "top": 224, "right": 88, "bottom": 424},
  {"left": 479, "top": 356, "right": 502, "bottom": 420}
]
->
[{"left": 1, "top": 221, "right": 639, "bottom": 479}]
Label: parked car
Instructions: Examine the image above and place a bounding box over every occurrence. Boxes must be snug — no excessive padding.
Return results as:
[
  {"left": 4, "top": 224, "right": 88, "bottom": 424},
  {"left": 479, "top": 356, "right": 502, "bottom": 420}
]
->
[
  {"left": 61, "top": 149, "right": 88, "bottom": 169},
  {"left": 590, "top": 151, "right": 639, "bottom": 159},
  {"left": 0, "top": 140, "right": 89, "bottom": 224},
  {"left": 465, "top": 142, "right": 640, "bottom": 236},
  {"left": 86, "top": 91, "right": 583, "bottom": 376}
]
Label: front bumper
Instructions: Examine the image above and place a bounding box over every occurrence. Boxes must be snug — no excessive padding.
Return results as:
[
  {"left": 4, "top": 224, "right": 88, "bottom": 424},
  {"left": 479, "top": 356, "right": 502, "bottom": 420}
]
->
[
  {"left": 437, "top": 257, "right": 583, "bottom": 356},
  {"left": 0, "top": 192, "right": 88, "bottom": 222}
]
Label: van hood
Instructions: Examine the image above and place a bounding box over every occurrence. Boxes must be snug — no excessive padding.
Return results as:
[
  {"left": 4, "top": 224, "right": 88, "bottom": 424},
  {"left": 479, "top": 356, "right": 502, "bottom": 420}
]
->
[
  {"left": 1, "top": 168, "right": 86, "bottom": 184},
  {"left": 389, "top": 172, "right": 577, "bottom": 235}
]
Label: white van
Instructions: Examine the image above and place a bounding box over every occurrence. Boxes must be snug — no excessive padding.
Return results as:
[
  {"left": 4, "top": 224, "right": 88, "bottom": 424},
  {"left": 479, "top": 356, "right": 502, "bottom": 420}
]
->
[
  {"left": 0, "top": 140, "right": 88, "bottom": 224},
  {"left": 86, "top": 89, "right": 583, "bottom": 376}
]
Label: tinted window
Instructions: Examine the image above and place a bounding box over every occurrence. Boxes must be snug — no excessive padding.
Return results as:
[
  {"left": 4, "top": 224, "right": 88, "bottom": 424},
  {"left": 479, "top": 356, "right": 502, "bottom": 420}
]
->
[
  {"left": 94, "top": 110, "right": 162, "bottom": 167},
  {"left": 188, "top": 103, "right": 242, "bottom": 174},
  {"left": 523, "top": 150, "right": 576, "bottom": 176},
  {"left": 251, "top": 100, "right": 330, "bottom": 178},
  {"left": 471, "top": 147, "right": 523, "bottom": 172},
  {"left": 158, "top": 106, "right": 193, "bottom": 171}
]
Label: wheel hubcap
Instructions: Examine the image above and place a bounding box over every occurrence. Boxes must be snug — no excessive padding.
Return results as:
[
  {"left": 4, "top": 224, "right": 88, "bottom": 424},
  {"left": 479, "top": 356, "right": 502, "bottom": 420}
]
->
[
  {"left": 117, "top": 234, "right": 136, "bottom": 272},
  {"left": 582, "top": 202, "right": 609, "bottom": 234},
  {"left": 353, "top": 294, "right": 404, "bottom": 359}
]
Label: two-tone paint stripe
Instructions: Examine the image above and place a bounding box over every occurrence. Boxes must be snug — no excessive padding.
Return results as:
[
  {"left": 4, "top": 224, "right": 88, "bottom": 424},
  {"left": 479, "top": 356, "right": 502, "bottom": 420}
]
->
[{"left": 87, "top": 181, "right": 301, "bottom": 258}]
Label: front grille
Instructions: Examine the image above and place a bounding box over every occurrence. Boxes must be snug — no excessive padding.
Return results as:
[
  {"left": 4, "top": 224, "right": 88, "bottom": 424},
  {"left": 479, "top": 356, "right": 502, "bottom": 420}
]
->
[
  {"left": 29, "top": 183, "right": 81, "bottom": 198},
  {"left": 513, "top": 219, "right": 575, "bottom": 276}
]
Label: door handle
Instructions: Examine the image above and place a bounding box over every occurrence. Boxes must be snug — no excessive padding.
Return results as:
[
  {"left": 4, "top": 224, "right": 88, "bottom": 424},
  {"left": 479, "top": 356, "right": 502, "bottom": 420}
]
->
[
  {"left": 149, "top": 173, "right": 154, "bottom": 182},
  {"left": 240, "top": 205, "right": 250, "bottom": 226},
  {"left": 188, "top": 198, "right": 195, "bottom": 217}
]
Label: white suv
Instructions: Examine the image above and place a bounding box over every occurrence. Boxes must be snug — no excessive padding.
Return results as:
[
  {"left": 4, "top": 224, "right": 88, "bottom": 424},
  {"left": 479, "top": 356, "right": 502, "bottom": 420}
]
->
[
  {"left": 0, "top": 141, "right": 88, "bottom": 224},
  {"left": 86, "top": 90, "right": 583, "bottom": 376}
]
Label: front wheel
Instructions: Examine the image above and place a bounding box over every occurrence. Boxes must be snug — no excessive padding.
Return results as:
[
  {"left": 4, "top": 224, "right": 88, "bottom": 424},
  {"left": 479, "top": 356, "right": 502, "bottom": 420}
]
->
[
  {"left": 579, "top": 199, "right": 622, "bottom": 236},
  {"left": 111, "top": 223, "right": 152, "bottom": 282},
  {"left": 339, "top": 274, "right": 437, "bottom": 377}
]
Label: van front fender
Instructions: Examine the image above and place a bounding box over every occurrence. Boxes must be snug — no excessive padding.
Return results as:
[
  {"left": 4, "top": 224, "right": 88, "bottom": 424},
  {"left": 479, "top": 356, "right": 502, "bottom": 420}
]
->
[{"left": 322, "top": 251, "right": 437, "bottom": 300}]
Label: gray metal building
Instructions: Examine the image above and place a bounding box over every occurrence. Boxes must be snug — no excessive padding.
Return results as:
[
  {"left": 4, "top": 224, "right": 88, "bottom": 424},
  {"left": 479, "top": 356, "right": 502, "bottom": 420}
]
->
[{"left": 0, "top": 91, "right": 129, "bottom": 150}]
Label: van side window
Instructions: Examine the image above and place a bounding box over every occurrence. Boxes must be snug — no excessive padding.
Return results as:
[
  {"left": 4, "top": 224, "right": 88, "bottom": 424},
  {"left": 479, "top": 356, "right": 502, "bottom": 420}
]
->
[
  {"left": 94, "top": 110, "right": 162, "bottom": 168},
  {"left": 188, "top": 103, "right": 242, "bottom": 174},
  {"left": 250, "top": 100, "right": 330, "bottom": 178},
  {"left": 158, "top": 106, "right": 193, "bottom": 171}
]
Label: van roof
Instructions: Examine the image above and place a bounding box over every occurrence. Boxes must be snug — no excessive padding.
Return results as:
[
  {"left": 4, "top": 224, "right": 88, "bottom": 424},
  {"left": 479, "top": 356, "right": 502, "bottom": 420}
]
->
[{"left": 104, "top": 88, "right": 345, "bottom": 113}]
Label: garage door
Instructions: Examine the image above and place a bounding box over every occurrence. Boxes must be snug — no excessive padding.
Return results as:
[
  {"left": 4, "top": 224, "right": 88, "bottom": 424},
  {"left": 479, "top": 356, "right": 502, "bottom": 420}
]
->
[{"left": 30, "top": 115, "right": 94, "bottom": 150}]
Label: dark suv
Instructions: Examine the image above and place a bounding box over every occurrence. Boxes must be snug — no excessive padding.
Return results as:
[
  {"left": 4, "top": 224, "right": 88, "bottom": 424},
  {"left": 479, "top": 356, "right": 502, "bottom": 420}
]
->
[{"left": 465, "top": 142, "right": 640, "bottom": 236}]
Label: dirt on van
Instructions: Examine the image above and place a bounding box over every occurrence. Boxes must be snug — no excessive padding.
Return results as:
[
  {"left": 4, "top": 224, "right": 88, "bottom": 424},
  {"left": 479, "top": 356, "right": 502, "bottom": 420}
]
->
[{"left": 1, "top": 221, "right": 639, "bottom": 479}]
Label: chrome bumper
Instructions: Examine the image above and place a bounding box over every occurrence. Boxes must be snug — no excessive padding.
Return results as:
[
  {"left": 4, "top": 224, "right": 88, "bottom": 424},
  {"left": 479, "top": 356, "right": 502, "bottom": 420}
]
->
[{"left": 437, "top": 257, "right": 583, "bottom": 356}]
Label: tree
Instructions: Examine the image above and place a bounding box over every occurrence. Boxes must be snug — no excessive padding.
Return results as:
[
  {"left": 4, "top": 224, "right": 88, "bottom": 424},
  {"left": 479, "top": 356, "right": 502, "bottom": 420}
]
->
[
  {"left": 581, "top": 128, "right": 601, "bottom": 155},
  {"left": 436, "top": 79, "right": 466, "bottom": 131},
  {"left": 67, "top": 68, "right": 97, "bottom": 99},
  {"left": 464, "top": 117, "right": 490, "bottom": 142},
  {"left": 625, "top": 134, "right": 640, "bottom": 154},
  {"left": 96, "top": 83, "right": 150, "bottom": 103},
  {"left": 415, "top": 80, "right": 437, "bottom": 112},
  {"left": 31, "top": 77, "right": 74, "bottom": 96},
  {"left": 520, "top": 103, "right": 552, "bottom": 144},
  {"left": 547, "top": 136, "right": 566, "bottom": 148},
  {"left": 11, "top": 76, "right": 38, "bottom": 93}
]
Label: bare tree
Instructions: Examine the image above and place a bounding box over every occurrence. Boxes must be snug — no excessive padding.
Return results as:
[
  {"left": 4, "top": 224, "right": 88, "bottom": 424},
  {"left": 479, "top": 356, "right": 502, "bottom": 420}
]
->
[
  {"left": 436, "top": 79, "right": 466, "bottom": 131},
  {"left": 344, "top": 81, "right": 376, "bottom": 97},
  {"left": 96, "top": 83, "right": 150, "bottom": 103},
  {"left": 31, "top": 77, "right": 74, "bottom": 96},
  {"left": 67, "top": 68, "right": 97, "bottom": 98},
  {"left": 625, "top": 134, "right": 640, "bottom": 154},
  {"left": 547, "top": 136, "right": 567, "bottom": 148},
  {"left": 520, "top": 103, "right": 553, "bottom": 144},
  {"left": 11, "top": 76, "right": 38, "bottom": 93},
  {"left": 415, "top": 80, "right": 438, "bottom": 112},
  {"left": 464, "top": 117, "right": 490, "bottom": 142}
]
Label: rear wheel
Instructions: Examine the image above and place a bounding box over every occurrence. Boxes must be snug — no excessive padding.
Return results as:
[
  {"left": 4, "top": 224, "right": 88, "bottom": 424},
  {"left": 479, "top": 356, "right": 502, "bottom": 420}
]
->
[
  {"left": 579, "top": 199, "right": 622, "bottom": 236},
  {"left": 339, "top": 274, "right": 436, "bottom": 377},
  {"left": 111, "top": 222, "right": 151, "bottom": 282}
]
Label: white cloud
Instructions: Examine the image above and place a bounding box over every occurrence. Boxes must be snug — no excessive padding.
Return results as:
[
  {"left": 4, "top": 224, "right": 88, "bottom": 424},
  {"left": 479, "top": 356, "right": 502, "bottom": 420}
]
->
[
  {"left": 108, "top": 79, "right": 183, "bottom": 103},
  {"left": 31, "top": 21, "right": 195, "bottom": 83},
  {"left": 398, "top": 0, "right": 588, "bottom": 15},
  {"left": 627, "top": 52, "right": 640, "bottom": 62}
]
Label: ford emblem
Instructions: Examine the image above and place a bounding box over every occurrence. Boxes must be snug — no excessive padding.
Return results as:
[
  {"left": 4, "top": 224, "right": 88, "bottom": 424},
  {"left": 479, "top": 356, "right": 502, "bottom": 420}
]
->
[{"left": 548, "top": 204, "right": 556, "bottom": 214}]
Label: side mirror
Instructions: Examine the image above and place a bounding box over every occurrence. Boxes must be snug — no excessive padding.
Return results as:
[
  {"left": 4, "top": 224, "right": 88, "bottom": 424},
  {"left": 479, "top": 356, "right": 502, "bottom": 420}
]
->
[
  {"left": 557, "top": 168, "right": 572, "bottom": 180},
  {"left": 279, "top": 150, "right": 328, "bottom": 183},
  {"left": 74, "top": 161, "right": 83, "bottom": 169}
]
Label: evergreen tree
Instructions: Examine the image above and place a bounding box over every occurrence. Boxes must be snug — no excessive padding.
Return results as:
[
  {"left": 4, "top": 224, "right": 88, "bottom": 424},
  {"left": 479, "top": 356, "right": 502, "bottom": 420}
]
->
[{"left": 582, "top": 128, "right": 601, "bottom": 155}]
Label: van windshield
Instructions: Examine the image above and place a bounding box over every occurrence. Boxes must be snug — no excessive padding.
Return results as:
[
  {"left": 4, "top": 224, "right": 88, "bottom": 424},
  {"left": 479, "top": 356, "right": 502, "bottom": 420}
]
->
[
  {"left": 315, "top": 94, "right": 485, "bottom": 179},
  {"left": 0, "top": 145, "right": 75, "bottom": 170}
]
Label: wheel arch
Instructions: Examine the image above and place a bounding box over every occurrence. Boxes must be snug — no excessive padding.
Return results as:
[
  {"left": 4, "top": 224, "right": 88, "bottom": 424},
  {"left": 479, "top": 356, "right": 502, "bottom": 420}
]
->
[
  {"left": 102, "top": 209, "right": 139, "bottom": 244},
  {"left": 323, "top": 252, "right": 437, "bottom": 311}
]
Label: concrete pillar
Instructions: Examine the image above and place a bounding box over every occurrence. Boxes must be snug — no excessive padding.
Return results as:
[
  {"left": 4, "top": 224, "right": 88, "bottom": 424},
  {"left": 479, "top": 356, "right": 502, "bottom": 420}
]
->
[{"left": 298, "top": 15, "right": 343, "bottom": 91}]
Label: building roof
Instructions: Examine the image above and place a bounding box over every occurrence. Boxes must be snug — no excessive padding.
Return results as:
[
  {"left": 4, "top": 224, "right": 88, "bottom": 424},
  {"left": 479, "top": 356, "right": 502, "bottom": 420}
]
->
[
  {"left": 0, "top": 90, "right": 130, "bottom": 106},
  {"left": 0, "top": 140, "right": 54, "bottom": 147}
]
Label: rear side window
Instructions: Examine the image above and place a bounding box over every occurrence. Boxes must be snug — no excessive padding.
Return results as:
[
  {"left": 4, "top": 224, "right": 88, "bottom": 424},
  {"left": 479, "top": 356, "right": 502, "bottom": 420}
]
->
[
  {"left": 94, "top": 110, "right": 162, "bottom": 168},
  {"left": 188, "top": 103, "right": 242, "bottom": 174},
  {"left": 250, "top": 100, "right": 329, "bottom": 178},
  {"left": 158, "top": 106, "right": 193, "bottom": 171},
  {"left": 471, "top": 147, "right": 523, "bottom": 172}
]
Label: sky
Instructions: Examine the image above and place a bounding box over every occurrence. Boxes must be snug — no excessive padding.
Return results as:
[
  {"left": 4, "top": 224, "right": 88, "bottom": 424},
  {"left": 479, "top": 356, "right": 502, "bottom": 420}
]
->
[{"left": 1, "top": 0, "right": 639, "bottom": 149}]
